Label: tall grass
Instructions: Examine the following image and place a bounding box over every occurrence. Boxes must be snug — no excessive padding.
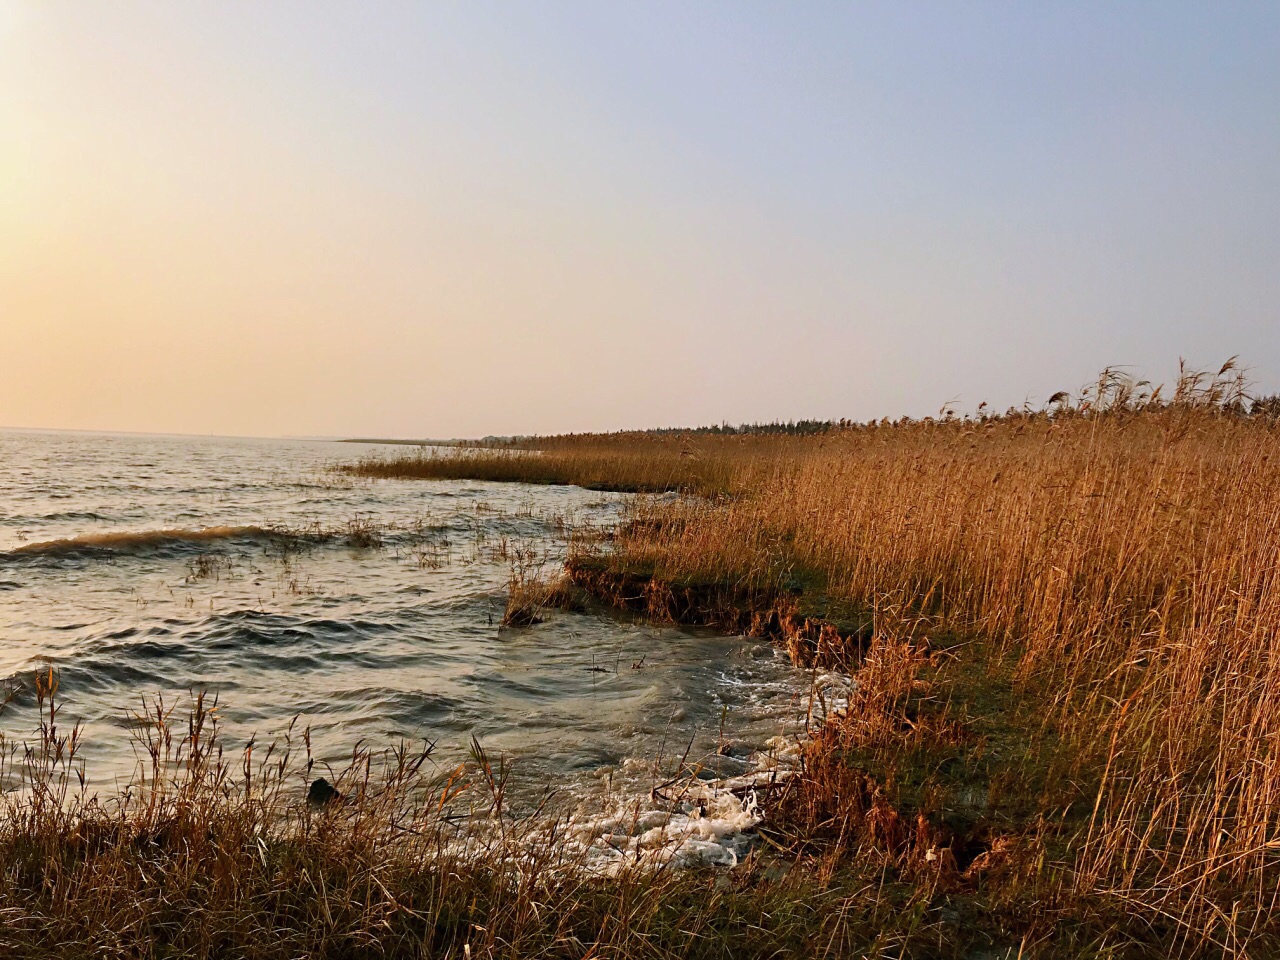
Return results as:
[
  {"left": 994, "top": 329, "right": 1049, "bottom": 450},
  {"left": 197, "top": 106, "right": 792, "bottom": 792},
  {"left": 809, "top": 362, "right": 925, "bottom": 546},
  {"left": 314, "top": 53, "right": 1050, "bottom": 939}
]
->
[
  {"left": 555, "top": 363, "right": 1280, "bottom": 952},
  {"left": 334, "top": 363, "right": 1280, "bottom": 946},
  {"left": 333, "top": 360, "right": 1280, "bottom": 951}
]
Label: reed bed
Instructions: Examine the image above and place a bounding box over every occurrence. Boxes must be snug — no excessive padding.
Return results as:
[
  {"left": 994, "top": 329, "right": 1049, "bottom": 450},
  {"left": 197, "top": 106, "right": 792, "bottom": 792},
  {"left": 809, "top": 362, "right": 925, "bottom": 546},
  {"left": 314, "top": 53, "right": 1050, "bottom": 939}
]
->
[
  {"left": 339, "top": 440, "right": 786, "bottom": 496},
  {"left": 343, "top": 363, "right": 1280, "bottom": 952},
  {"left": 555, "top": 366, "right": 1280, "bottom": 953}
]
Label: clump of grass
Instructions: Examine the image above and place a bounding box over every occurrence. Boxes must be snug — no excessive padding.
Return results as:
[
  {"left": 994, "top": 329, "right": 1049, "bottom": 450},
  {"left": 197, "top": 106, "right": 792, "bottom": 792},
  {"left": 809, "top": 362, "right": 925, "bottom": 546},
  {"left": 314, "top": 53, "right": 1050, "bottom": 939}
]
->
[
  {"left": 500, "top": 543, "right": 578, "bottom": 626},
  {"left": 344, "top": 514, "right": 384, "bottom": 549},
  {"left": 502, "top": 573, "right": 578, "bottom": 626},
  {"left": 184, "top": 552, "right": 233, "bottom": 582},
  {"left": 262, "top": 521, "right": 327, "bottom": 561}
]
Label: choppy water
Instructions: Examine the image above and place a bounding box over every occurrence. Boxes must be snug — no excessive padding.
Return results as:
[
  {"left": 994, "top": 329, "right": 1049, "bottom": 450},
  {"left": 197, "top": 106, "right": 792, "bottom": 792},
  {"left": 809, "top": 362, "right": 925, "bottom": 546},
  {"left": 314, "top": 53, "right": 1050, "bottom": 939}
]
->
[{"left": 0, "top": 429, "right": 827, "bottom": 865}]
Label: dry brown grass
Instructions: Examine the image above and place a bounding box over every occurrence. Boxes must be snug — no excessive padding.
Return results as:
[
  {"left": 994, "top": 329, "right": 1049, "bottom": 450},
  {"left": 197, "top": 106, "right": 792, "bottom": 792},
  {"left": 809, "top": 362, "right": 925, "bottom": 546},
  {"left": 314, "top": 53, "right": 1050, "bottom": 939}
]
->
[
  {"left": 552, "top": 365, "right": 1280, "bottom": 953},
  {"left": 0, "top": 673, "right": 950, "bottom": 959},
  {"left": 499, "top": 542, "right": 579, "bottom": 626},
  {"left": 334, "top": 361, "right": 1280, "bottom": 953},
  {"left": 338, "top": 438, "right": 796, "bottom": 496}
]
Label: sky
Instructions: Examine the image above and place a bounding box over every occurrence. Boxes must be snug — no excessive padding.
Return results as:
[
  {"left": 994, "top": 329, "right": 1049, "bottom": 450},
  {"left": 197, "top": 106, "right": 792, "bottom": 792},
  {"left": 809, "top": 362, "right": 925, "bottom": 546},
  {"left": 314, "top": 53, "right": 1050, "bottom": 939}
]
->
[{"left": 2, "top": 2, "right": 1278, "bottom": 438}]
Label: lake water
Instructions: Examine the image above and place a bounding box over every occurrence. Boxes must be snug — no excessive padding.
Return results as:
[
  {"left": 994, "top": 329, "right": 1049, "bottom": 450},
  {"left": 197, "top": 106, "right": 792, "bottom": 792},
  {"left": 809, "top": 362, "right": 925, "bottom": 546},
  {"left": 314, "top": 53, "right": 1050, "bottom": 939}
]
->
[{"left": 0, "top": 429, "right": 826, "bottom": 865}]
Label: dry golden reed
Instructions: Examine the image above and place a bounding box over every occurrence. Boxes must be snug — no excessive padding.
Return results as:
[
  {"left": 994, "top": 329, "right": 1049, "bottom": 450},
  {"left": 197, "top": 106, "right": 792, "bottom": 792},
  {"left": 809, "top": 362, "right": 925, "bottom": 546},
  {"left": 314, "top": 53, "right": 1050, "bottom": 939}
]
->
[
  {"left": 567, "top": 364, "right": 1280, "bottom": 952},
  {"left": 339, "top": 362, "right": 1280, "bottom": 952}
]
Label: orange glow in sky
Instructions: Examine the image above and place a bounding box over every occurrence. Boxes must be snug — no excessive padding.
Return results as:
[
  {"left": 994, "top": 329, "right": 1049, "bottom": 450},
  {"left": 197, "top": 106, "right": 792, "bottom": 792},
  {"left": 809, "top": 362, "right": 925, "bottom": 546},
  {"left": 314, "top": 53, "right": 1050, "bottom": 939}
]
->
[{"left": 3, "top": 4, "right": 1278, "bottom": 437}]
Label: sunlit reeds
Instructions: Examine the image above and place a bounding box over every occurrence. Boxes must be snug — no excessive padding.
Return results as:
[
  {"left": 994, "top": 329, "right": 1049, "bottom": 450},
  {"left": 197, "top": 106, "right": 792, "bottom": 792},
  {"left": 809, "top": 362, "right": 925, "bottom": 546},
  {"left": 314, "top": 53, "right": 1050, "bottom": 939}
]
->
[{"left": 555, "top": 362, "right": 1280, "bottom": 951}]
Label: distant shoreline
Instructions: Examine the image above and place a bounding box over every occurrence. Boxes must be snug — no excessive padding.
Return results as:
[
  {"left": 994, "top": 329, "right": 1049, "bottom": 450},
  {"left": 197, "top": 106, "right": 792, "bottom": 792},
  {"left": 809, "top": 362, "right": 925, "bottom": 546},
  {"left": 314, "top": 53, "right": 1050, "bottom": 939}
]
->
[{"left": 337, "top": 438, "right": 465, "bottom": 446}]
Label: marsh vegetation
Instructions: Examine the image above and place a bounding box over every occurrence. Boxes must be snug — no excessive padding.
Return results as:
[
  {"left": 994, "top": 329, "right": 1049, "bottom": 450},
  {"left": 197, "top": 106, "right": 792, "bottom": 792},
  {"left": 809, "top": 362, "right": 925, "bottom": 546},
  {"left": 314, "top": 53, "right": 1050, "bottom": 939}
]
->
[
  {"left": 339, "top": 362, "right": 1280, "bottom": 956},
  {"left": 6, "top": 363, "right": 1280, "bottom": 957}
]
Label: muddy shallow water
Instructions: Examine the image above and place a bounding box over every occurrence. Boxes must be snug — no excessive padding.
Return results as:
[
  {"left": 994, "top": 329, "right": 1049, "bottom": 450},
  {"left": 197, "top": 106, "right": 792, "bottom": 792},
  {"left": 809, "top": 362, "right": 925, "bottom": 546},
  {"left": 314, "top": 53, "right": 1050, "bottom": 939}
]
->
[{"left": 0, "top": 429, "right": 837, "bottom": 865}]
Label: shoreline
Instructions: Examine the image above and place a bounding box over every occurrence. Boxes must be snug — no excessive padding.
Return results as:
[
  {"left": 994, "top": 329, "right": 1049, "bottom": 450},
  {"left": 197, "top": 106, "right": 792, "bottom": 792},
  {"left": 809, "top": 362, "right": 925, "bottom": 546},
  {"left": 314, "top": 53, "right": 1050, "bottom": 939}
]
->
[{"left": 6, "top": 378, "right": 1280, "bottom": 957}]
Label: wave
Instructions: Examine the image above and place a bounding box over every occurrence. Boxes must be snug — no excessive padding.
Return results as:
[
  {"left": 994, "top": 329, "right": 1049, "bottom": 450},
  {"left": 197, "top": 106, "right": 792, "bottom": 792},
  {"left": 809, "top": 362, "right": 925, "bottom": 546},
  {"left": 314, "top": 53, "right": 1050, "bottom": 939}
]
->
[
  {"left": 0, "top": 510, "right": 120, "bottom": 525},
  {"left": 8, "top": 525, "right": 275, "bottom": 558},
  {"left": 1, "top": 609, "right": 436, "bottom": 700}
]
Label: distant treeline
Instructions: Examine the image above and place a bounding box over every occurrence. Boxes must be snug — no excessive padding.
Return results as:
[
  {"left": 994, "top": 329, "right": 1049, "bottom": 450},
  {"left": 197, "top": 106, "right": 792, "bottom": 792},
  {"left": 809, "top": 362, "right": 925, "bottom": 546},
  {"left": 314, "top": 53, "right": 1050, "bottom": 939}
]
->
[
  {"left": 494, "top": 392, "right": 1280, "bottom": 448},
  {"left": 617, "top": 391, "right": 1280, "bottom": 436},
  {"left": 613, "top": 418, "right": 842, "bottom": 437},
  {"left": 481, "top": 420, "right": 841, "bottom": 448},
  {"left": 1254, "top": 394, "right": 1280, "bottom": 419}
]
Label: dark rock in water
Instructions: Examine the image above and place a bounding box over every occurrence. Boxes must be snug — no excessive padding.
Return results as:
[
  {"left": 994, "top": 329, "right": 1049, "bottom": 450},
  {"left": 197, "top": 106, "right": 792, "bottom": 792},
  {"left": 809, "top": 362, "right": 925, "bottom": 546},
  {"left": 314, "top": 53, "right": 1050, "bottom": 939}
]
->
[{"left": 307, "top": 777, "right": 341, "bottom": 808}]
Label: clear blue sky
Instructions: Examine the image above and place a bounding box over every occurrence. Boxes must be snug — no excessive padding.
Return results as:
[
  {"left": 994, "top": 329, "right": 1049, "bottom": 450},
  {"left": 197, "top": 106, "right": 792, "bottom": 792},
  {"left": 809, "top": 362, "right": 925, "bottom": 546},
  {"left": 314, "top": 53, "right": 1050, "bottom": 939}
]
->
[{"left": 3, "top": 2, "right": 1277, "bottom": 436}]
